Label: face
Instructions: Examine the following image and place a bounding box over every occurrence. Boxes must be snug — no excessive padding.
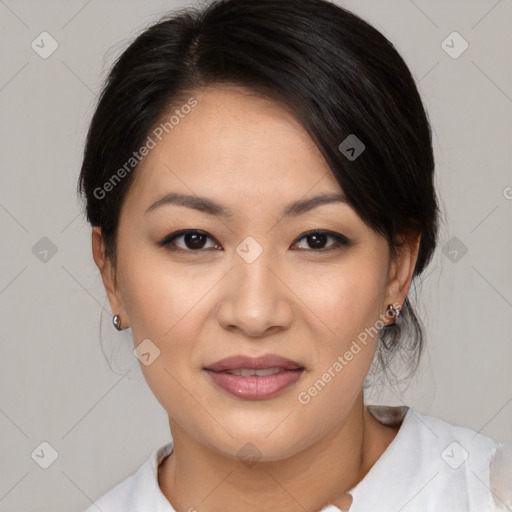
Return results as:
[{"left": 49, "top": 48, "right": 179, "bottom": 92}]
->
[{"left": 93, "top": 85, "right": 418, "bottom": 461}]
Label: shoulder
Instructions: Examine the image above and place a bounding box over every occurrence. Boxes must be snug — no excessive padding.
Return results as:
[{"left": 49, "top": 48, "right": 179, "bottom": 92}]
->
[
  {"left": 83, "top": 441, "right": 174, "bottom": 512},
  {"left": 83, "top": 473, "right": 135, "bottom": 512},
  {"left": 402, "top": 408, "right": 512, "bottom": 511},
  {"left": 352, "top": 405, "right": 512, "bottom": 511}
]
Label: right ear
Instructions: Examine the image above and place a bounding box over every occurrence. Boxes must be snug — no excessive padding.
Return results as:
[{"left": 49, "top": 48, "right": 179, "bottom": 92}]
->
[{"left": 91, "top": 226, "right": 129, "bottom": 326}]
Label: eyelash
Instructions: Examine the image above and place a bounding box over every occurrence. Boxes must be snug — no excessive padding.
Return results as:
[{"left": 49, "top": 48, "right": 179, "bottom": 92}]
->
[{"left": 157, "top": 229, "right": 351, "bottom": 254}]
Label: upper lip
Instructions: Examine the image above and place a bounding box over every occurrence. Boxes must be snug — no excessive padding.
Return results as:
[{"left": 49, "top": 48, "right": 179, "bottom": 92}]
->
[{"left": 204, "top": 354, "right": 304, "bottom": 372}]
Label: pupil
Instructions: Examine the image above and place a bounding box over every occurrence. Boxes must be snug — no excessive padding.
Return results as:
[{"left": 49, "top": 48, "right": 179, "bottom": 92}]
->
[
  {"left": 186, "top": 233, "right": 206, "bottom": 249},
  {"left": 309, "top": 233, "right": 326, "bottom": 249}
]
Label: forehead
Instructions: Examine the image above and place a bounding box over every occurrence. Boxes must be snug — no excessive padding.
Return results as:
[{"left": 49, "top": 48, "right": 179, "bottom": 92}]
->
[{"left": 125, "top": 85, "right": 344, "bottom": 214}]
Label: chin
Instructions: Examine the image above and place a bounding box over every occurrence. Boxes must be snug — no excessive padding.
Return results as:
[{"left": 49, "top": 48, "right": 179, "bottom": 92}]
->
[{"left": 201, "top": 424, "right": 313, "bottom": 464}]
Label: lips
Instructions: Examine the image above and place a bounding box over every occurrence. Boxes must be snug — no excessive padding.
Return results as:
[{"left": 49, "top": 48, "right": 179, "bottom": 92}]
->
[
  {"left": 204, "top": 354, "right": 304, "bottom": 372},
  {"left": 203, "top": 354, "right": 305, "bottom": 400}
]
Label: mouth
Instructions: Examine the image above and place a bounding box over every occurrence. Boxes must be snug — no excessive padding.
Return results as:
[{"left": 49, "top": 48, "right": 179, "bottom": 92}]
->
[
  {"left": 203, "top": 354, "right": 305, "bottom": 400},
  {"left": 204, "top": 353, "right": 304, "bottom": 372},
  {"left": 216, "top": 367, "right": 300, "bottom": 376}
]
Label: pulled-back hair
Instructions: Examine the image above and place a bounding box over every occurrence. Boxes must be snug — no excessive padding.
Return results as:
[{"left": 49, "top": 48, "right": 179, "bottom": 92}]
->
[{"left": 78, "top": 0, "right": 440, "bottom": 383}]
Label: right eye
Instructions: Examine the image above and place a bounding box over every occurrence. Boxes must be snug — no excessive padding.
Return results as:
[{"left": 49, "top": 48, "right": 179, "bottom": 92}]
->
[{"left": 158, "top": 229, "right": 222, "bottom": 252}]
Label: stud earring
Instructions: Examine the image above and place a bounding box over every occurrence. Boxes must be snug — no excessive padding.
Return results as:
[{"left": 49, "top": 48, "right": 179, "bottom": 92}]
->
[
  {"left": 112, "top": 314, "right": 123, "bottom": 331},
  {"left": 386, "top": 303, "right": 402, "bottom": 320}
]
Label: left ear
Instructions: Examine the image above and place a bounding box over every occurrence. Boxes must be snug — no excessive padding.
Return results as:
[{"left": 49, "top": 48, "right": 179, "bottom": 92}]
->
[{"left": 383, "top": 230, "right": 422, "bottom": 318}]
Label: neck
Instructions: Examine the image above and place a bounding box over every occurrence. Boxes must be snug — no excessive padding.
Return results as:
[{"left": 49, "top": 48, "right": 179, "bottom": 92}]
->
[{"left": 158, "top": 392, "right": 398, "bottom": 512}]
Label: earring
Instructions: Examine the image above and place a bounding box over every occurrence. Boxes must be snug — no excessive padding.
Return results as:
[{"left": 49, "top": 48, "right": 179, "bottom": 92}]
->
[
  {"left": 386, "top": 303, "right": 401, "bottom": 319},
  {"left": 112, "top": 314, "right": 123, "bottom": 331}
]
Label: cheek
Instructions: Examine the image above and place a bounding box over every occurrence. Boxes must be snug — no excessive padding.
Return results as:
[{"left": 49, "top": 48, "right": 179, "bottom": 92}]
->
[
  {"left": 297, "top": 255, "right": 388, "bottom": 349},
  {"left": 118, "top": 247, "right": 210, "bottom": 341},
  {"left": 292, "top": 281, "right": 383, "bottom": 442},
  {"left": 117, "top": 247, "right": 223, "bottom": 393},
  {"left": 290, "top": 255, "right": 388, "bottom": 406},
  {"left": 118, "top": 251, "right": 213, "bottom": 420}
]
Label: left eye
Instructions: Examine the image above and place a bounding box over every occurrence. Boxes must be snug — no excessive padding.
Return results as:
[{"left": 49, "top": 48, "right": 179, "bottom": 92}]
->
[
  {"left": 158, "top": 229, "right": 350, "bottom": 253},
  {"left": 293, "top": 230, "right": 350, "bottom": 252}
]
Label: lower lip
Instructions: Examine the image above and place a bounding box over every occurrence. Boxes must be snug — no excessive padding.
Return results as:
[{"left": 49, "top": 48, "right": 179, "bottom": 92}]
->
[{"left": 204, "top": 369, "right": 304, "bottom": 400}]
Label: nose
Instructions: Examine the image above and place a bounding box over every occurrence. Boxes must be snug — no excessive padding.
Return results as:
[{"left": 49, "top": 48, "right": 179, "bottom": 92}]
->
[{"left": 216, "top": 246, "right": 294, "bottom": 338}]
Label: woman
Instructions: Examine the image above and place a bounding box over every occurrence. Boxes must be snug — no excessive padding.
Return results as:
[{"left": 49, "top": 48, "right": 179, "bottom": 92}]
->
[{"left": 78, "top": 0, "right": 512, "bottom": 510}]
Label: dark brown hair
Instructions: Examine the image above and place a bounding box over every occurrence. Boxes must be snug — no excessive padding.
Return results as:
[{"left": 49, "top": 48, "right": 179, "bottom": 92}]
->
[{"left": 78, "top": 0, "right": 440, "bottom": 382}]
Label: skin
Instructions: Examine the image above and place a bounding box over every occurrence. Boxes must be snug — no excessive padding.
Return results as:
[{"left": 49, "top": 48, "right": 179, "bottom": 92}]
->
[{"left": 92, "top": 84, "right": 421, "bottom": 512}]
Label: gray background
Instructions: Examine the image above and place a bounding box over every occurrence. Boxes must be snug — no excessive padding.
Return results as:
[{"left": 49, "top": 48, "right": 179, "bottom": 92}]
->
[{"left": 0, "top": 0, "right": 511, "bottom": 510}]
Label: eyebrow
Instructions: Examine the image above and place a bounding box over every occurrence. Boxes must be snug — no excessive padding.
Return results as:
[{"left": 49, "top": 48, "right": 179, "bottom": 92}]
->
[{"left": 144, "top": 191, "right": 348, "bottom": 218}]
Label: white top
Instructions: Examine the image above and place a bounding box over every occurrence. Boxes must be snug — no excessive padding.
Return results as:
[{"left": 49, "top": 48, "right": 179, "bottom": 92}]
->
[{"left": 84, "top": 405, "right": 512, "bottom": 512}]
